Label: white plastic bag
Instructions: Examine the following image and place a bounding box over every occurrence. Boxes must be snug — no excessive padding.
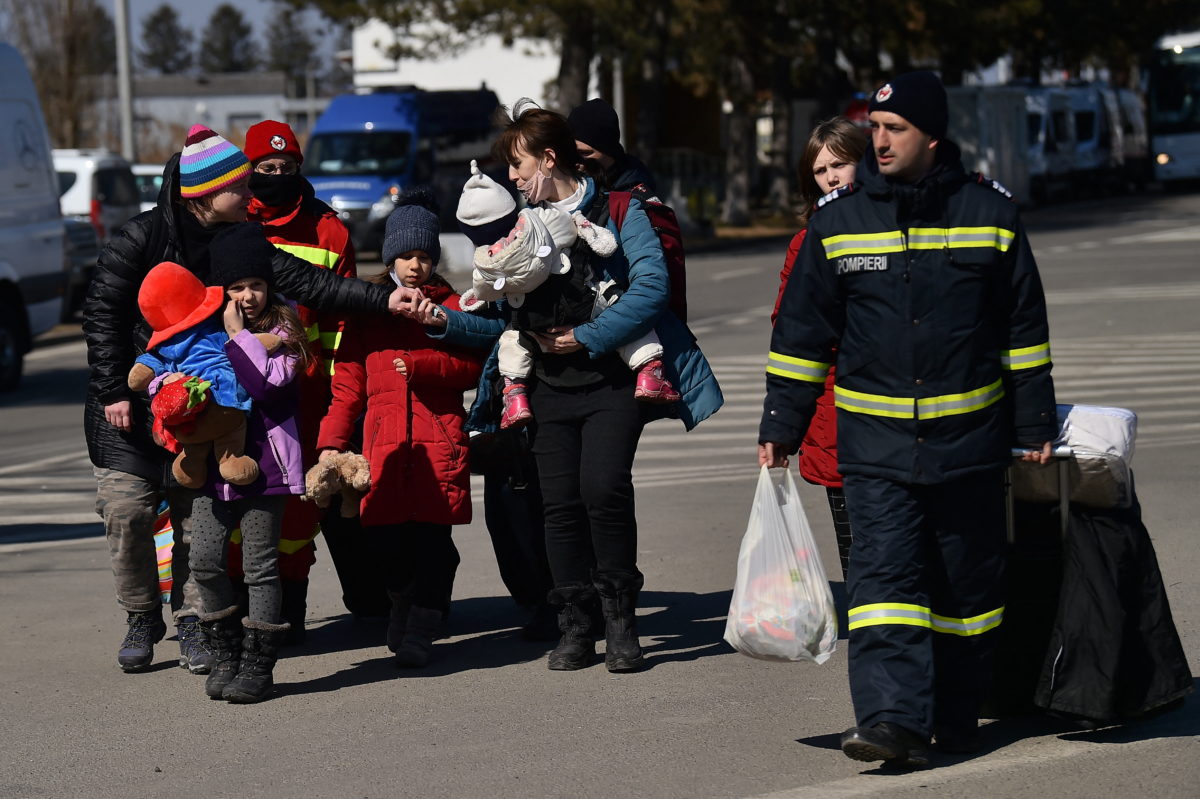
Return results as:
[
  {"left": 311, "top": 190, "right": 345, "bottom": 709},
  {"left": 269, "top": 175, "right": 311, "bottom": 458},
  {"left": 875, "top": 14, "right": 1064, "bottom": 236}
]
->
[{"left": 724, "top": 466, "right": 837, "bottom": 663}]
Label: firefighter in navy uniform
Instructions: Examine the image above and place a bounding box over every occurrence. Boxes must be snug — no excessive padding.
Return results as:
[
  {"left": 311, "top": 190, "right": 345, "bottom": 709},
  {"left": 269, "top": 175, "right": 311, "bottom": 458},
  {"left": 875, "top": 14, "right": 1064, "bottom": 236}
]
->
[{"left": 759, "top": 71, "right": 1057, "bottom": 768}]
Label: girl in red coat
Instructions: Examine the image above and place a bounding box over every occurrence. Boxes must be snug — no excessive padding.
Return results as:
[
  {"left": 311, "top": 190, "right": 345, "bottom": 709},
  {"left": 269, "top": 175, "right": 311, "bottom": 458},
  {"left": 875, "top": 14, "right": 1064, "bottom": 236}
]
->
[
  {"left": 317, "top": 190, "right": 483, "bottom": 667},
  {"left": 769, "top": 117, "right": 867, "bottom": 580}
]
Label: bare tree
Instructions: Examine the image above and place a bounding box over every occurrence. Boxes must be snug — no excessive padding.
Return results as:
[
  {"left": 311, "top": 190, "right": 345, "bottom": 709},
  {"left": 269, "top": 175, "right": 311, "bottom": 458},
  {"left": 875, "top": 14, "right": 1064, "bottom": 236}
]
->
[{"left": 1, "top": 0, "right": 117, "bottom": 148}]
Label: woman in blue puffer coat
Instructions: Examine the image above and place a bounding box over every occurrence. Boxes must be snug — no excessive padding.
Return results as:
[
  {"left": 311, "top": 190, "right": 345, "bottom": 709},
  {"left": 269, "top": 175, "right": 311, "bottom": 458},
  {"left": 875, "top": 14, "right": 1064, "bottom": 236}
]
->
[{"left": 410, "top": 100, "right": 722, "bottom": 673}]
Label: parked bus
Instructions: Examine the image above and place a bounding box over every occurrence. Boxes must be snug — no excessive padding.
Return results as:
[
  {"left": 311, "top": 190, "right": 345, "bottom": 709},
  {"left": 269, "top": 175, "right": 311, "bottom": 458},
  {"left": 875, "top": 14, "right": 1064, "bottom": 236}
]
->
[{"left": 1148, "top": 31, "right": 1200, "bottom": 182}]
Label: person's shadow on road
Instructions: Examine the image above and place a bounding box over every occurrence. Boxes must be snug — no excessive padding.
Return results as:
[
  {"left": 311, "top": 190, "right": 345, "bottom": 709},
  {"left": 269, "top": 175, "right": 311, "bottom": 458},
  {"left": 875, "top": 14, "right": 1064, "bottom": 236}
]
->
[
  {"left": 796, "top": 680, "right": 1199, "bottom": 771},
  {"left": 278, "top": 588, "right": 745, "bottom": 691},
  {"left": 631, "top": 589, "right": 735, "bottom": 669}
]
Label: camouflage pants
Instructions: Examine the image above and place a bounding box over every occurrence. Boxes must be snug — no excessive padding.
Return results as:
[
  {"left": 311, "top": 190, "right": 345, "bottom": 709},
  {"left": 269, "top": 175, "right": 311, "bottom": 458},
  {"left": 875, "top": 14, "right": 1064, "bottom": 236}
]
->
[{"left": 93, "top": 467, "right": 200, "bottom": 618}]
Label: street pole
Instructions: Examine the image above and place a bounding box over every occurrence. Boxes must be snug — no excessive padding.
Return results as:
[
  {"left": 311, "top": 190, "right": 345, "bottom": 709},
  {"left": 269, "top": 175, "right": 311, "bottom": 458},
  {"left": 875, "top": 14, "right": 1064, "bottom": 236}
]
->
[
  {"left": 113, "top": 0, "right": 135, "bottom": 161},
  {"left": 612, "top": 55, "right": 624, "bottom": 149}
]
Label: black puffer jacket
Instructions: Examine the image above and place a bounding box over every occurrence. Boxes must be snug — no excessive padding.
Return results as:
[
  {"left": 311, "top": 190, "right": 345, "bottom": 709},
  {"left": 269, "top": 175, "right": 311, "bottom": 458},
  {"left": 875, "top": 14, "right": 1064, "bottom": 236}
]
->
[{"left": 83, "top": 154, "right": 392, "bottom": 481}]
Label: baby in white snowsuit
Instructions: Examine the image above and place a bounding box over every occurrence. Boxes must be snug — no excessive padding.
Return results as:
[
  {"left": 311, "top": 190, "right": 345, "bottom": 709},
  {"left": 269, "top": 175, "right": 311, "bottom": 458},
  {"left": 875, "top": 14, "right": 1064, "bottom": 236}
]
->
[{"left": 455, "top": 160, "right": 680, "bottom": 429}]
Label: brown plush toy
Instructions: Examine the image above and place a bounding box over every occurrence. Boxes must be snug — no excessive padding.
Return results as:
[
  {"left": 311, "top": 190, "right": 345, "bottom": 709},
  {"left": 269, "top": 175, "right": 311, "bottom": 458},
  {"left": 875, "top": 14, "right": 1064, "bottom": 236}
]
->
[
  {"left": 303, "top": 452, "right": 372, "bottom": 517},
  {"left": 128, "top": 261, "right": 282, "bottom": 490}
]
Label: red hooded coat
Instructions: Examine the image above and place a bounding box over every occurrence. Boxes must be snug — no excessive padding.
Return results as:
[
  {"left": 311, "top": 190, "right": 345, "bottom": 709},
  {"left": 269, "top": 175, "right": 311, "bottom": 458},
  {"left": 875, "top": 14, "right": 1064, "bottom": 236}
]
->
[
  {"left": 772, "top": 229, "right": 841, "bottom": 488},
  {"left": 317, "top": 279, "right": 483, "bottom": 526}
]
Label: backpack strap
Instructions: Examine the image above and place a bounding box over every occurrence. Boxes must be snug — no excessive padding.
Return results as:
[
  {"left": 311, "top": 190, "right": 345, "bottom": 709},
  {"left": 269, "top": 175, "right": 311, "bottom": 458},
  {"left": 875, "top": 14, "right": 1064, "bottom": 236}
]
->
[{"left": 607, "top": 190, "right": 632, "bottom": 231}]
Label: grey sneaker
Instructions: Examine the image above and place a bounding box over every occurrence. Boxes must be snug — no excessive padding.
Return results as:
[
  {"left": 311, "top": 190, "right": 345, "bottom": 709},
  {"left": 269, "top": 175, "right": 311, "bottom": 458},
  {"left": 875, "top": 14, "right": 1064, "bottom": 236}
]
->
[
  {"left": 177, "top": 615, "right": 215, "bottom": 674},
  {"left": 117, "top": 610, "right": 167, "bottom": 672}
]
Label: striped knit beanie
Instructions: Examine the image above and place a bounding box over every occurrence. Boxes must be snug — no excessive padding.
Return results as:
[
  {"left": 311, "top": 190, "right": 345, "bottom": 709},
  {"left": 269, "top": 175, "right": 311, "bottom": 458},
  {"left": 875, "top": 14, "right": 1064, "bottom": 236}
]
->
[{"left": 179, "top": 125, "right": 251, "bottom": 199}]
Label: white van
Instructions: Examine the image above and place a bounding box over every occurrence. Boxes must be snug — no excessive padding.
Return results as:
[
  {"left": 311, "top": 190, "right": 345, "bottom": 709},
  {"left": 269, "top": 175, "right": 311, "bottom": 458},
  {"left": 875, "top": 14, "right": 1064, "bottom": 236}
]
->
[
  {"left": 132, "top": 163, "right": 164, "bottom": 214},
  {"left": 0, "top": 43, "right": 66, "bottom": 391},
  {"left": 1026, "top": 87, "right": 1076, "bottom": 204},
  {"left": 54, "top": 149, "right": 140, "bottom": 243}
]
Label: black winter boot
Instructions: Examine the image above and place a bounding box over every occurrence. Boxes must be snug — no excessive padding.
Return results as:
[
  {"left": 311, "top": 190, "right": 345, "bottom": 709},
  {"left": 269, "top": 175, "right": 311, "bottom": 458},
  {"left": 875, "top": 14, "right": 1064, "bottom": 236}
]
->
[
  {"left": 595, "top": 573, "right": 645, "bottom": 673},
  {"left": 200, "top": 607, "right": 242, "bottom": 699},
  {"left": 385, "top": 591, "right": 411, "bottom": 654},
  {"left": 394, "top": 606, "right": 443, "bottom": 668},
  {"left": 281, "top": 579, "right": 309, "bottom": 646},
  {"left": 547, "top": 585, "right": 596, "bottom": 671},
  {"left": 117, "top": 608, "right": 167, "bottom": 672},
  {"left": 222, "top": 619, "right": 288, "bottom": 703}
]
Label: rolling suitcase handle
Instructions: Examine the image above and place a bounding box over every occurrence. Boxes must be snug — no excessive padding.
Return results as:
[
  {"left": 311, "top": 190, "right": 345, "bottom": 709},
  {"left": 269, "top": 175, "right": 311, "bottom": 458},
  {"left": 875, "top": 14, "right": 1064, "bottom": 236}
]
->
[{"left": 1006, "top": 446, "right": 1074, "bottom": 543}]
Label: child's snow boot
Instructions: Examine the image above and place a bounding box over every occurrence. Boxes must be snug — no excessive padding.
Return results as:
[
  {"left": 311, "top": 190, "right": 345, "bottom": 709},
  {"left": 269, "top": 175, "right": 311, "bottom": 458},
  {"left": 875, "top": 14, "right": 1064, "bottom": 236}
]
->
[
  {"left": 222, "top": 619, "right": 289, "bottom": 703},
  {"left": 385, "top": 590, "right": 410, "bottom": 654},
  {"left": 500, "top": 378, "right": 533, "bottom": 430},
  {"left": 634, "top": 360, "right": 681, "bottom": 403},
  {"left": 394, "top": 606, "right": 443, "bottom": 668},
  {"left": 200, "top": 607, "right": 242, "bottom": 699}
]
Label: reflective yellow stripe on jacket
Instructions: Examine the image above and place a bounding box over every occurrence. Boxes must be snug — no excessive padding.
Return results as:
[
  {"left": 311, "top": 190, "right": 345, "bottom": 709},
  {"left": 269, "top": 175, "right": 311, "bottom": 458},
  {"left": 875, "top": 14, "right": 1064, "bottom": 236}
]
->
[
  {"left": 905, "top": 226, "right": 1015, "bottom": 252},
  {"left": 821, "top": 231, "right": 906, "bottom": 259},
  {"left": 847, "top": 602, "right": 1005, "bottom": 636},
  {"left": 1001, "top": 342, "right": 1051, "bottom": 371},
  {"left": 834, "top": 379, "right": 1004, "bottom": 420},
  {"left": 274, "top": 243, "right": 340, "bottom": 269},
  {"left": 766, "top": 352, "right": 831, "bottom": 383},
  {"left": 821, "top": 227, "right": 1015, "bottom": 259}
]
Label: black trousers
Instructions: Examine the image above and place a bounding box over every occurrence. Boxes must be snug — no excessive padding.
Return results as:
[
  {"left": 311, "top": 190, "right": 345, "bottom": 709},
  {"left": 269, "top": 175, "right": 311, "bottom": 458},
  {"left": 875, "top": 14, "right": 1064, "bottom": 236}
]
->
[
  {"left": 365, "top": 522, "right": 460, "bottom": 614},
  {"left": 529, "top": 377, "right": 645, "bottom": 589},
  {"left": 842, "top": 469, "right": 1007, "bottom": 739}
]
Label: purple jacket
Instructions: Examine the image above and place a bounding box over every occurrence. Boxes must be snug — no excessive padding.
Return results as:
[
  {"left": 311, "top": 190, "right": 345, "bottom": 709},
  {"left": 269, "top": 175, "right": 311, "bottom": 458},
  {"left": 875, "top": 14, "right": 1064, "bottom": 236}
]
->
[{"left": 212, "top": 328, "right": 303, "bottom": 500}]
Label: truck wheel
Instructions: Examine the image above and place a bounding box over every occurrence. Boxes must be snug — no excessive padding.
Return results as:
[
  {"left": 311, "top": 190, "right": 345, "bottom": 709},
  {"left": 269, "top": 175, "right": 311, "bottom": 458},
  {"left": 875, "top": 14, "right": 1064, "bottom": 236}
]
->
[{"left": 0, "top": 303, "right": 24, "bottom": 391}]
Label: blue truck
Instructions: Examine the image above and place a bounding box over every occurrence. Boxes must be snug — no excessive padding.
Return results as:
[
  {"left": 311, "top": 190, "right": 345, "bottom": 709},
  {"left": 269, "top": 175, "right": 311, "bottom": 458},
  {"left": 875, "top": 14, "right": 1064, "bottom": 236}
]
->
[{"left": 305, "top": 87, "right": 504, "bottom": 255}]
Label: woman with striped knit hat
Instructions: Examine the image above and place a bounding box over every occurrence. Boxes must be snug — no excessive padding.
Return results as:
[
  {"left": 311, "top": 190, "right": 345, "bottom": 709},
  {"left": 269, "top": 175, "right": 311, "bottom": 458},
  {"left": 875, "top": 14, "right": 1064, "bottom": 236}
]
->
[{"left": 82, "top": 124, "right": 407, "bottom": 681}]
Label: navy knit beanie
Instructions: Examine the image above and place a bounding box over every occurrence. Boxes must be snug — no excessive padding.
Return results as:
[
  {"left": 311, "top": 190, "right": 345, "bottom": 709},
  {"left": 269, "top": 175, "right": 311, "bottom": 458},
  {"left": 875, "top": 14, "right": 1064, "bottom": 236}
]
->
[
  {"left": 867, "top": 71, "right": 948, "bottom": 140},
  {"left": 208, "top": 223, "right": 276, "bottom": 289},
  {"left": 567, "top": 98, "right": 625, "bottom": 159},
  {"left": 382, "top": 186, "right": 441, "bottom": 268}
]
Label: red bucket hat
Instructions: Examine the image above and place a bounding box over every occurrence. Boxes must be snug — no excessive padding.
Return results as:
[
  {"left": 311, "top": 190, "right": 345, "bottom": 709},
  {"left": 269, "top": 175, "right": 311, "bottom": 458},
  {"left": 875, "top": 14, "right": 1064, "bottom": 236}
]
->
[
  {"left": 243, "top": 120, "right": 303, "bottom": 166},
  {"left": 140, "top": 262, "right": 226, "bottom": 350}
]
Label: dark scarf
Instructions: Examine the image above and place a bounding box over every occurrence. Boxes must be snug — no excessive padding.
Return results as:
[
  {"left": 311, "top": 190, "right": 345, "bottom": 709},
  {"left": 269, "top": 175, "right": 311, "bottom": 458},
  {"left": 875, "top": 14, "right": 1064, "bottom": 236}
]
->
[{"left": 178, "top": 210, "right": 233, "bottom": 284}]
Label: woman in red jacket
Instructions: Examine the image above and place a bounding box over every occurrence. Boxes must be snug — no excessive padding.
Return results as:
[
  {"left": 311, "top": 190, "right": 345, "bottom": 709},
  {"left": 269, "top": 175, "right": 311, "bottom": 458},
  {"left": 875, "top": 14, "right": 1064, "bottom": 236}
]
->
[
  {"left": 317, "top": 189, "right": 484, "bottom": 668},
  {"left": 770, "top": 117, "right": 867, "bottom": 580}
]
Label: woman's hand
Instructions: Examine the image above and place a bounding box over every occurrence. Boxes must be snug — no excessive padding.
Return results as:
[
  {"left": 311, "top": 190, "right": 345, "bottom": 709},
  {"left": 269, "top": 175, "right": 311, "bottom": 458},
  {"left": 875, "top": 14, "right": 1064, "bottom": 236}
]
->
[
  {"left": 388, "top": 285, "right": 425, "bottom": 318},
  {"left": 534, "top": 327, "right": 582, "bottom": 355},
  {"left": 758, "top": 442, "right": 789, "bottom": 469},
  {"left": 104, "top": 400, "right": 132, "bottom": 432},
  {"left": 318, "top": 448, "right": 337, "bottom": 463},
  {"left": 223, "top": 298, "right": 245, "bottom": 337},
  {"left": 414, "top": 298, "right": 447, "bottom": 328},
  {"left": 393, "top": 357, "right": 408, "bottom": 375},
  {"left": 162, "top": 372, "right": 187, "bottom": 385}
]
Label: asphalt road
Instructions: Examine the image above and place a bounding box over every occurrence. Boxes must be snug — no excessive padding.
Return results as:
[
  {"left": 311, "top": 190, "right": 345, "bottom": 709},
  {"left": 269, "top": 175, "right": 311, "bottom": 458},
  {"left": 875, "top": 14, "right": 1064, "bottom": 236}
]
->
[{"left": 1, "top": 190, "right": 1197, "bottom": 798}]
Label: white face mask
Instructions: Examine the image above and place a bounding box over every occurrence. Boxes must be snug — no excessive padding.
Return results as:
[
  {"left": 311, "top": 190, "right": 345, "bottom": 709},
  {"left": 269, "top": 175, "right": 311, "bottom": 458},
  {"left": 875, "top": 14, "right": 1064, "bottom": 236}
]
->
[{"left": 520, "top": 160, "right": 554, "bottom": 205}]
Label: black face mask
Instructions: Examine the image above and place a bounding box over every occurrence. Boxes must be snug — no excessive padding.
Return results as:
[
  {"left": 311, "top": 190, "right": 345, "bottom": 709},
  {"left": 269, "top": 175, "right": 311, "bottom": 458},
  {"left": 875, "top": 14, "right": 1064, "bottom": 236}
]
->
[{"left": 248, "top": 172, "right": 306, "bottom": 208}]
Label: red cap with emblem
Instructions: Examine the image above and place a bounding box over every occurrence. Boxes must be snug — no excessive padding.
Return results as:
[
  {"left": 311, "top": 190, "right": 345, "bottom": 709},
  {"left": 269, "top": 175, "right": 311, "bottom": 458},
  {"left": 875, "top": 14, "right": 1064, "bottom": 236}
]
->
[{"left": 243, "top": 120, "right": 303, "bottom": 166}]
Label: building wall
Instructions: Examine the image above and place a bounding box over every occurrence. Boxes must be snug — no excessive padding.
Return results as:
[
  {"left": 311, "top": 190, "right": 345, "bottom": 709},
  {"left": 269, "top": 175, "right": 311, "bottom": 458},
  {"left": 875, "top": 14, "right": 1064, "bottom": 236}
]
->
[{"left": 352, "top": 20, "right": 558, "bottom": 109}]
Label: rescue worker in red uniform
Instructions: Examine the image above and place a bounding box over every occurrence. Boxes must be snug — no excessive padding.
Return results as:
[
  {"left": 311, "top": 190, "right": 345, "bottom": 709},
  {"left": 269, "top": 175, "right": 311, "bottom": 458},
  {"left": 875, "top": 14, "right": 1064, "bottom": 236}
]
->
[
  {"left": 236, "top": 120, "right": 383, "bottom": 641},
  {"left": 759, "top": 72, "right": 1057, "bottom": 767}
]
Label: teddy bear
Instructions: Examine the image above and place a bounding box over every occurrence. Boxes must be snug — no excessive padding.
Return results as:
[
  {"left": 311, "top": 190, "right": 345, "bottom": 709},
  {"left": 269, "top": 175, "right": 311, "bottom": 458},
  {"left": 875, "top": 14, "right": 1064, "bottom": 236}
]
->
[
  {"left": 302, "top": 452, "right": 371, "bottom": 517},
  {"left": 128, "top": 261, "right": 278, "bottom": 490}
]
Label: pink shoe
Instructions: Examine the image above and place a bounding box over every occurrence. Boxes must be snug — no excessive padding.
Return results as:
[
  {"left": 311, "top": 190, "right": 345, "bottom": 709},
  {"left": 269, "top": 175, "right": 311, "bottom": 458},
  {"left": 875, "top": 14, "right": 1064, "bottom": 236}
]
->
[
  {"left": 634, "top": 360, "right": 681, "bottom": 404},
  {"left": 500, "top": 380, "right": 533, "bottom": 429}
]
